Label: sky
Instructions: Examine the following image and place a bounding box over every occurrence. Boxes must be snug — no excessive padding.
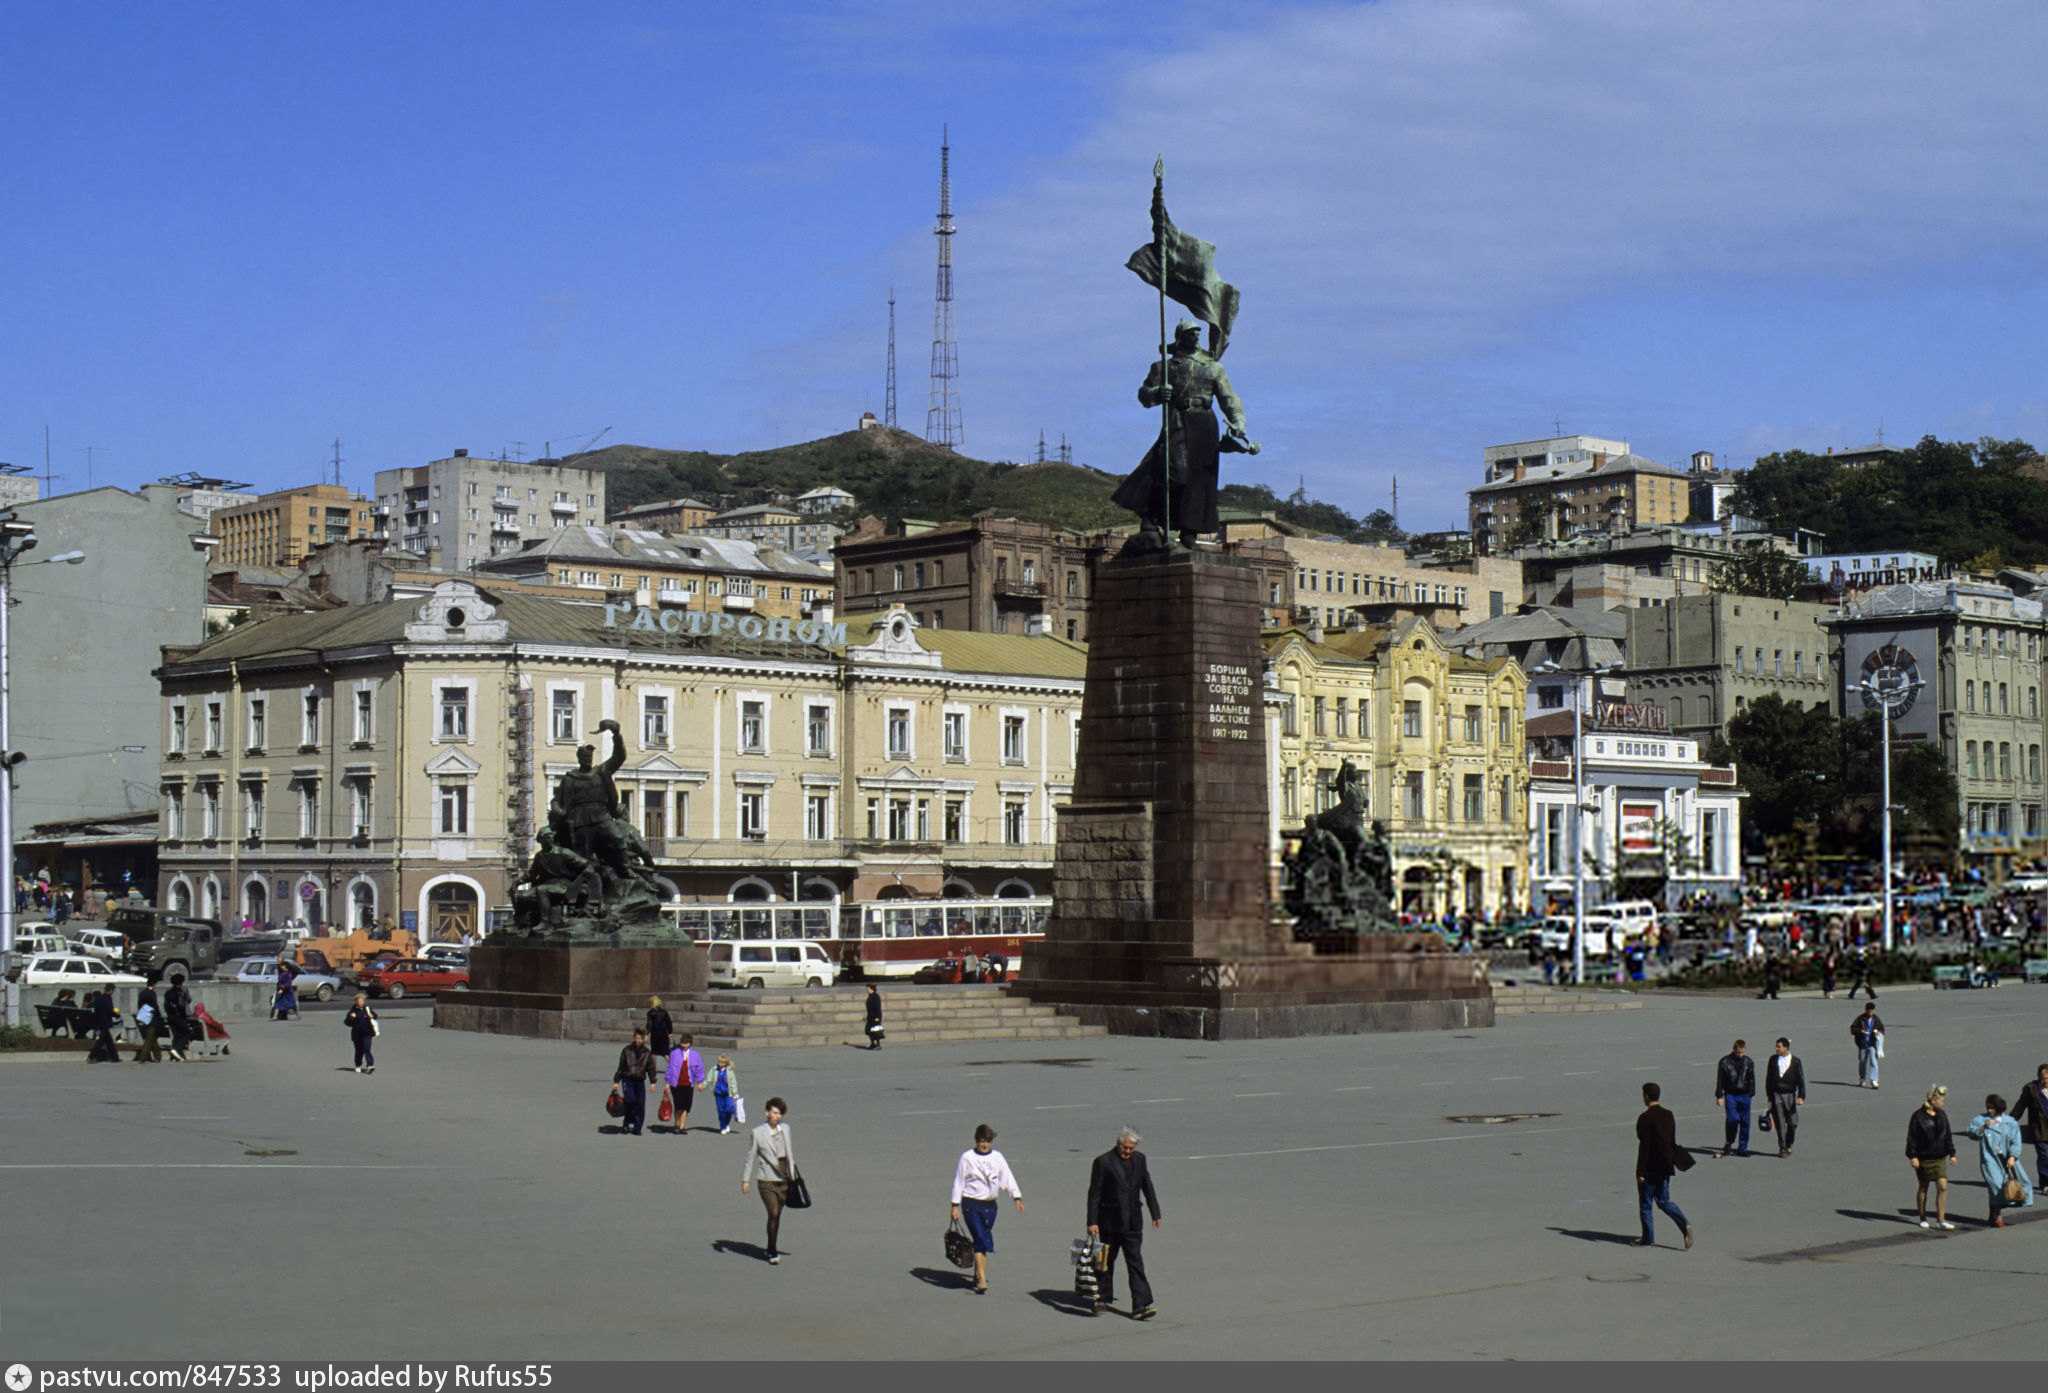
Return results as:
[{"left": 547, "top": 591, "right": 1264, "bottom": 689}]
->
[{"left": 5, "top": 0, "right": 2047, "bottom": 533}]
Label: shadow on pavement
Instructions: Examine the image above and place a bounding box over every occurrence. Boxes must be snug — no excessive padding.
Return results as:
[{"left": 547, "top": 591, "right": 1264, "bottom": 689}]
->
[
  {"left": 712, "top": 1239, "right": 776, "bottom": 1263},
  {"left": 1835, "top": 1208, "right": 1923, "bottom": 1226},
  {"left": 908, "top": 1267, "right": 975, "bottom": 1292},
  {"left": 1027, "top": 1288, "right": 1100, "bottom": 1317},
  {"left": 1547, "top": 1227, "right": 1640, "bottom": 1246},
  {"left": 1811, "top": 1080, "right": 1866, "bottom": 1089}
]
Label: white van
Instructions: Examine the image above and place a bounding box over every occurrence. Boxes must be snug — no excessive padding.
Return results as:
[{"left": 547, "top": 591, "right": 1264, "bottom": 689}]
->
[
  {"left": 1538, "top": 915, "right": 1617, "bottom": 959},
  {"left": 703, "top": 940, "right": 839, "bottom": 990},
  {"left": 1601, "top": 901, "right": 1661, "bottom": 942}
]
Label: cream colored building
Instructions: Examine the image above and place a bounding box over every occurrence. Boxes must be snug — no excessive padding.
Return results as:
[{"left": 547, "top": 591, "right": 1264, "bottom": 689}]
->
[
  {"left": 155, "top": 585, "right": 1080, "bottom": 940},
  {"left": 1265, "top": 619, "right": 1530, "bottom": 919},
  {"left": 1218, "top": 522, "right": 1525, "bottom": 631}
]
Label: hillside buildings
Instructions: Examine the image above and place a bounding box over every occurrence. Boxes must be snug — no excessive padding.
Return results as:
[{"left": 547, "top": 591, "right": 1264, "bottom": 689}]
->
[
  {"left": 699, "top": 503, "right": 843, "bottom": 556},
  {"left": 371, "top": 451, "right": 607, "bottom": 573},
  {"left": 1470, "top": 435, "right": 1693, "bottom": 555},
  {"left": 608, "top": 498, "right": 716, "bottom": 534},
  {"left": 210, "top": 484, "right": 375, "bottom": 569}
]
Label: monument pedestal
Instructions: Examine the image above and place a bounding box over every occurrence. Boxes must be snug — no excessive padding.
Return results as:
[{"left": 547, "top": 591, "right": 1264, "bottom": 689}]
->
[
  {"left": 1012, "top": 548, "right": 1492, "bottom": 1040},
  {"left": 434, "top": 943, "right": 707, "bottom": 1039}
]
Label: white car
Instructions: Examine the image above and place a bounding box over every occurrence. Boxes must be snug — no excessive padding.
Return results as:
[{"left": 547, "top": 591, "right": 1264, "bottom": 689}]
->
[
  {"left": 221, "top": 957, "right": 342, "bottom": 1002},
  {"left": 21, "top": 954, "right": 146, "bottom": 989},
  {"left": 66, "top": 928, "right": 127, "bottom": 962},
  {"left": 1536, "top": 916, "right": 1618, "bottom": 958}
]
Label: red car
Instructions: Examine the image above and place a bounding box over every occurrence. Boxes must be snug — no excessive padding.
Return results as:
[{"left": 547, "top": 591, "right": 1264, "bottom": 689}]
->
[{"left": 354, "top": 958, "right": 471, "bottom": 1000}]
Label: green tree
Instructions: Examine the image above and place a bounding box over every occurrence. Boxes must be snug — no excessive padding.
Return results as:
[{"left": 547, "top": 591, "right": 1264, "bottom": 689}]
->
[
  {"left": 1829, "top": 712, "right": 1959, "bottom": 846},
  {"left": 1708, "top": 541, "right": 1811, "bottom": 601},
  {"left": 1706, "top": 694, "right": 1838, "bottom": 842}
]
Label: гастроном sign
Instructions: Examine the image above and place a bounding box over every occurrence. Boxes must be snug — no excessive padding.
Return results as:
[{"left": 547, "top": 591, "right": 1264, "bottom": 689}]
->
[{"left": 601, "top": 603, "right": 846, "bottom": 649}]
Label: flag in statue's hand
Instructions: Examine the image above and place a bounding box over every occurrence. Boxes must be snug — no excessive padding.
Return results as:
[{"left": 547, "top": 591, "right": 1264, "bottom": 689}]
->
[{"left": 1126, "top": 184, "right": 1240, "bottom": 358}]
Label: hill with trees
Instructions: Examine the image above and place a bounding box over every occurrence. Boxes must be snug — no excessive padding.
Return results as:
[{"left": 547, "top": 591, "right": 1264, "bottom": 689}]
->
[{"left": 1732, "top": 435, "right": 2048, "bottom": 569}]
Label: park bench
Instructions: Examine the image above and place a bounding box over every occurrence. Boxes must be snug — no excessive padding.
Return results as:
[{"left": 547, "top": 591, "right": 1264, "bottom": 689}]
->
[
  {"left": 2024, "top": 959, "right": 2048, "bottom": 984},
  {"left": 34, "top": 1003, "right": 75, "bottom": 1035},
  {"left": 1931, "top": 964, "right": 1970, "bottom": 989}
]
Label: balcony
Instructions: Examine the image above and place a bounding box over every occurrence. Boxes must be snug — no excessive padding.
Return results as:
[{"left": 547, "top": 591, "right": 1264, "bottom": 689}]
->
[
  {"left": 492, "top": 497, "right": 518, "bottom": 512},
  {"left": 994, "top": 579, "right": 1046, "bottom": 604},
  {"left": 723, "top": 593, "right": 755, "bottom": 612},
  {"left": 549, "top": 498, "right": 578, "bottom": 515},
  {"left": 492, "top": 519, "right": 522, "bottom": 537},
  {"left": 646, "top": 836, "right": 854, "bottom": 866}
]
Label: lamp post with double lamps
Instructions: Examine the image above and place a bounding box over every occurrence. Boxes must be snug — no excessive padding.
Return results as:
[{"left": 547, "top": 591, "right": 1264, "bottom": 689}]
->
[
  {"left": 1858, "top": 655, "right": 1923, "bottom": 954},
  {"left": 0, "top": 511, "right": 85, "bottom": 1027}
]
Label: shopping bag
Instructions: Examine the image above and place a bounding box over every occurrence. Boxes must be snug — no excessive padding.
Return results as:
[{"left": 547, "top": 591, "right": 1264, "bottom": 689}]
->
[
  {"left": 605, "top": 1087, "right": 625, "bottom": 1118},
  {"left": 736, "top": 1095, "right": 747, "bottom": 1125},
  {"left": 945, "top": 1219, "right": 974, "bottom": 1269},
  {"left": 1875, "top": 1032, "right": 1885, "bottom": 1059},
  {"left": 786, "top": 1168, "right": 812, "bottom": 1210},
  {"left": 658, "top": 1092, "right": 674, "bottom": 1124}
]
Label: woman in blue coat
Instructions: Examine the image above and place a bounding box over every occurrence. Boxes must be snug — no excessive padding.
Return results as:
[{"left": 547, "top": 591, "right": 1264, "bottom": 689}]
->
[{"left": 1966, "top": 1094, "right": 2033, "bottom": 1227}]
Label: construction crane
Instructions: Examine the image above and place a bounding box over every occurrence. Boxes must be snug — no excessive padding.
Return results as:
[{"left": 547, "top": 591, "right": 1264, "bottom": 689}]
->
[{"left": 544, "top": 425, "right": 612, "bottom": 460}]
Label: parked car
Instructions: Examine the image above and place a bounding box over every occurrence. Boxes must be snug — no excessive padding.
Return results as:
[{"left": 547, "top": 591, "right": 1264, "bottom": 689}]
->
[
  {"left": 703, "top": 940, "right": 839, "bottom": 989},
  {"left": 347, "top": 950, "right": 411, "bottom": 982},
  {"left": 21, "top": 954, "right": 146, "bottom": 989},
  {"left": 421, "top": 944, "right": 470, "bottom": 968},
  {"left": 1535, "top": 915, "right": 1618, "bottom": 959},
  {"left": 354, "top": 958, "right": 471, "bottom": 1000},
  {"left": 221, "top": 957, "right": 341, "bottom": 1002},
  {"left": 67, "top": 928, "right": 128, "bottom": 962}
]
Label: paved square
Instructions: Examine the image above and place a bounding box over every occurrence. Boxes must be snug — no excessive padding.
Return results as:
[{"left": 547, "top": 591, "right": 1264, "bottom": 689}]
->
[{"left": 4, "top": 987, "right": 2044, "bottom": 1361}]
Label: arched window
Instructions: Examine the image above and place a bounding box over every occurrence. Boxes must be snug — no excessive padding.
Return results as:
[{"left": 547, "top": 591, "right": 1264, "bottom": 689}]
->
[
  {"left": 351, "top": 881, "right": 377, "bottom": 930},
  {"left": 170, "top": 881, "right": 193, "bottom": 915}
]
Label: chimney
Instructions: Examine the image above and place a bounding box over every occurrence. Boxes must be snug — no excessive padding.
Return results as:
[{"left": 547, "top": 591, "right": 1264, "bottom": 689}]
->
[
  {"left": 453, "top": 448, "right": 468, "bottom": 458},
  {"left": 1513, "top": 461, "right": 1526, "bottom": 481},
  {"left": 1590, "top": 453, "right": 1607, "bottom": 472}
]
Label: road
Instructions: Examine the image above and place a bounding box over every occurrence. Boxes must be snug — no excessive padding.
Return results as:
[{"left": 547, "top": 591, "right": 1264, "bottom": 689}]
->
[{"left": 2, "top": 986, "right": 2043, "bottom": 1360}]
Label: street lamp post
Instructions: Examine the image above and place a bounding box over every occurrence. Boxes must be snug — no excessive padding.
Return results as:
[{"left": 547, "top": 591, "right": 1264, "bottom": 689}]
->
[{"left": 1859, "top": 662, "right": 1923, "bottom": 954}]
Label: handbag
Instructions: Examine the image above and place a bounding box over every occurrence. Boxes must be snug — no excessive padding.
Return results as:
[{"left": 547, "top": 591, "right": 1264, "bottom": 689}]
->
[
  {"left": 786, "top": 1167, "right": 812, "bottom": 1210},
  {"left": 605, "top": 1087, "right": 625, "bottom": 1118},
  {"left": 1759, "top": 1109, "right": 1773, "bottom": 1132},
  {"left": 945, "top": 1219, "right": 975, "bottom": 1270},
  {"left": 2003, "top": 1159, "right": 2027, "bottom": 1205},
  {"left": 657, "top": 1092, "right": 674, "bottom": 1124}
]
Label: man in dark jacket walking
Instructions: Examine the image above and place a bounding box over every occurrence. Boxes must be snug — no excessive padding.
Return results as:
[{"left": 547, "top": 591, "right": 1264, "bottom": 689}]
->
[
  {"left": 162, "top": 973, "right": 193, "bottom": 1061},
  {"left": 1764, "top": 1037, "right": 1806, "bottom": 1157},
  {"left": 87, "top": 989, "right": 120, "bottom": 1063},
  {"left": 1635, "top": 1082, "right": 1695, "bottom": 1248},
  {"left": 2009, "top": 1063, "right": 2048, "bottom": 1190},
  {"left": 613, "top": 1029, "right": 657, "bottom": 1136},
  {"left": 1713, "top": 1039, "right": 1756, "bottom": 1157},
  {"left": 1086, "top": 1126, "right": 1163, "bottom": 1319},
  {"left": 1851, "top": 1003, "right": 1885, "bottom": 1088}
]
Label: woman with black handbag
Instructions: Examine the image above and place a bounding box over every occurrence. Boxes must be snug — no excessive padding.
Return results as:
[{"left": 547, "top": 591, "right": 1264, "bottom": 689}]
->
[
  {"left": 949, "top": 1123, "right": 1025, "bottom": 1295},
  {"left": 741, "top": 1097, "right": 800, "bottom": 1264}
]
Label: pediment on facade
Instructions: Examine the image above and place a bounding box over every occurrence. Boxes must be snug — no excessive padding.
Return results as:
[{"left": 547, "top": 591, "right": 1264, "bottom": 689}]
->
[
  {"left": 424, "top": 746, "right": 481, "bottom": 776},
  {"left": 405, "top": 581, "right": 510, "bottom": 643}
]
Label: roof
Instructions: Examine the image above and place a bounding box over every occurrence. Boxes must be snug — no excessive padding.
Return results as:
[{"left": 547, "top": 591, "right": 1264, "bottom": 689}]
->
[
  {"left": 476, "top": 525, "right": 830, "bottom": 580},
  {"left": 610, "top": 497, "right": 713, "bottom": 516},
  {"left": 842, "top": 614, "right": 1087, "bottom": 679},
  {"left": 707, "top": 503, "right": 805, "bottom": 523},
  {"left": 1470, "top": 453, "right": 1687, "bottom": 495},
  {"left": 1448, "top": 605, "right": 1628, "bottom": 647}
]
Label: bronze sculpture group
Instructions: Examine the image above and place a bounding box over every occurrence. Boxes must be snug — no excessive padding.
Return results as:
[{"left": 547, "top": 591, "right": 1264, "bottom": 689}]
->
[
  {"left": 506, "top": 720, "right": 669, "bottom": 943},
  {"left": 1282, "top": 760, "right": 1401, "bottom": 939}
]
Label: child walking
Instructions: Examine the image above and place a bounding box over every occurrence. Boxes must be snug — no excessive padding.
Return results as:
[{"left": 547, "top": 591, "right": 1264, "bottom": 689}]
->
[{"left": 712, "top": 1054, "right": 741, "bottom": 1134}]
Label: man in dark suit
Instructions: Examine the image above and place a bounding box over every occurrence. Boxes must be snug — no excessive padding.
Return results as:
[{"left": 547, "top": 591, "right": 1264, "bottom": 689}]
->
[
  {"left": 1086, "top": 1126, "right": 1163, "bottom": 1319},
  {"left": 1764, "top": 1037, "right": 1807, "bottom": 1157},
  {"left": 1635, "top": 1082, "right": 1696, "bottom": 1249}
]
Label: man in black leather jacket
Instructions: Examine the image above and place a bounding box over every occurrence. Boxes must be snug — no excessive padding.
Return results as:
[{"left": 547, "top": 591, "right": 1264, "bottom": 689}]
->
[{"left": 1714, "top": 1039, "right": 1756, "bottom": 1158}]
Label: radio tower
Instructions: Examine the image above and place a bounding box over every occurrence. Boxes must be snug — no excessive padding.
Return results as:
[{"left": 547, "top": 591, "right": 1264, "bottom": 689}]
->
[
  {"left": 925, "top": 127, "right": 963, "bottom": 449},
  {"left": 885, "top": 288, "right": 898, "bottom": 429}
]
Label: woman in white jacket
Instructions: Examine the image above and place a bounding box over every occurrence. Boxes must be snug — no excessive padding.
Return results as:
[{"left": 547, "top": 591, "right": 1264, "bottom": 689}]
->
[
  {"left": 950, "top": 1123, "right": 1025, "bottom": 1295},
  {"left": 740, "top": 1097, "right": 797, "bottom": 1264}
]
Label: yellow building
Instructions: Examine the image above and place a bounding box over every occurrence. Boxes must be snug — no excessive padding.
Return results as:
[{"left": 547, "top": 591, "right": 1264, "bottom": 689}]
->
[
  {"left": 210, "top": 483, "right": 375, "bottom": 568},
  {"left": 1265, "top": 618, "right": 1529, "bottom": 919}
]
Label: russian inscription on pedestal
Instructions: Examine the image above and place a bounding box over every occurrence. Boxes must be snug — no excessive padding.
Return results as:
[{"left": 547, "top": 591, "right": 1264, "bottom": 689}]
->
[{"left": 1204, "top": 661, "right": 1253, "bottom": 741}]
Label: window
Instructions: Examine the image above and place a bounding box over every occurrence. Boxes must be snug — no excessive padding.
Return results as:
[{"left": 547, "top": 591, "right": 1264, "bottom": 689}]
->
[
  {"left": 1967, "top": 741, "right": 1979, "bottom": 779},
  {"left": 1313, "top": 697, "right": 1327, "bottom": 737},
  {"left": 887, "top": 707, "right": 912, "bottom": 759},
  {"left": 354, "top": 690, "right": 373, "bottom": 743},
  {"left": 437, "top": 781, "right": 467, "bottom": 835},
  {"left": 913, "top": 562, "right": 925, "bottom": 588},
  {"left": 201, "top": 785, "right": 221, "bottom": 839},
  {"left": 943, "top": 798, "right": 964, "bottom": 842},
  {"left": 916, "top": 798, "right": 931, "bottom": 841},
  {"left": 2033, "top": 745, "right": 2043, "bottom": 782},
  {"left": 1966, "top": 680, "right": 1976, "bottom": 712},
  {"left": 893, "top": 565, "right": 905, "bottom": 590},
  {"left": 1402, "top": 701, "right": 1422, "bottom": 739},
  {"left": 244, "top": 785, "right": 263, "bottom": 839},
  {"left": 1734, "top": 649, "right": 1745, "bottom": 675},
  {"left": 1283, "top": 768, "right": 1298, "bottom": 818},
  {"left": 1002, "top": 714, "right": 1026, "bottom": 764},
  {"left": 170, "top": 705, "right": 187, "bottom": 755},
  {"left": 1002, "top": 799, "right": 1027, "bottom": 844},
  {"left": 2000, "top": 743, "right": 2012, "bottom": 780},
  {"left": 1334, "top": 697, "right": 1349, "bottom": 737},
  {"left": 887, "top": 798, "right": 910, "bottom": 841},
  {"left": 352, "top": 782, "right": 371, "bottom": 837},
  {"left": 1403, "top": 770, "right": 1425, "bottom": 820},
  {"left": 298, "top": 785, "right": 318, "bottom": 840},
  {"left": 166, "top": 789, "right": 185, "bottom": 840},
  {"left": 439, "top": 687, "right": 468, "bottom": 739},
  {"left": 1773, "top": 650, "right": 1783, "bottom": 677},
  {"left": 943, "top": 711, "right": 966, "bottom": 762},
  {"left": 806, "top": 703, "right": 831, "bottom": 756},
  {"left": 1700, "top": 809, "right": 1720, "bottom": 875},
  {"left": 205, "top": 701, "right": 223, "bottom": 752},
  {"left": 805, "top": 793, "right": 831, "bottom": 841},
  {"left": 1537, "top": 687, "right": 1563, "bottom": 710},
  {"left": 2000, "top": 683, "right": 2009, "bottom": 714},
  {"left": 739, "top": 790, "right": 766, "bottom": 839},
  {"left": 642, "top": 792, "right": 667, "bottom": 842},
  {"left": 2029, "top": 805, "right": 2043, "bottom": 839},
  {"left": 734, "top": 698, "right": 760, "bottom": 753},
  {"left": 550, "top": 690, "right": 577, "bottom": 742},
  {"left": 1066, "top": 571, "right": 1078, "bottom": 597},
  {"left": 865, "top": 798, "right": 880, "bottom": 839},
  {"left": 1499, "top": 776, "right": 1513, "bottom": 823},
  {"left": 247, "top": 699, "right": 266, "bottom": 750},
  {"left": 1543, "top": 805, "right": 1565, "bottom": 876},
  {"left": 1793, "top": 652, "right": 1804, "bottom": 678},
  {"left": 1463, "top": 773, "right": 1484, "bottom": 822},
  {"left": 301, "top": 693, "right": 321, "bottom": 747},
  {"left": 1463, "top": 705, "right": 1482, "bottom": 743}
]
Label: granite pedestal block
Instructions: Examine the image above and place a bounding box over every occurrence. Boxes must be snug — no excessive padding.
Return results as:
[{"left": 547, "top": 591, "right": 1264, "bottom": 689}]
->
[
  {"left": 433, "top": 943, "right": 707, "bottom": 1039},
  {"left": 1014, "top": 548, "right": 1493, "bottom": 1039}
]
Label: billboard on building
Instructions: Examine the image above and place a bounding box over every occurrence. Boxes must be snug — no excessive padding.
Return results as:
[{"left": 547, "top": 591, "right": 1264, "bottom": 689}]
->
[
  {"left": 1620, "top": 803, "right": 1661, "bottom": 855},
  {"left": 1838, "top": 625, "right": 1937, "bottom": 740}
]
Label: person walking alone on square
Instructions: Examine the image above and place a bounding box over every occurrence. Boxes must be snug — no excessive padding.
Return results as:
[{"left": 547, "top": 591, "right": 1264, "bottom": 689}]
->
[
  {"left": 1714, "top": 1039, "right": 1756, "bottom": 1158},
  {"left": 162, "top": 973, "right": 193, "bottom": 1061},
  {"left": 344, "top": 993, "right": 378, "bottom": 1073},
  {"left": 1765, "top": 1038, "right": 1805, "bottom": 1157},
  {"left": 865, "top": 983, "right": 884, "bottom": 1049},
  {"left": 2007, "top": 1063, "right": 2048, "bottom": 1191},
  {"left": 1965, "top": 1094, "right": 2034, "bottom": 1227},
  {"left": 131, "top": 980, "right": 162, "bottom": 1063},
  {"left": 645, "top": 996, "right": 672, "bottom": 1060},
  {"left": 1851, "top": 1003, "right": 1885, "bottom": 1088},
  {"left": 1847, "top": 948, "right": 1877, "bottom": 1001},
  {"left": 1908, "top": 1084, "right": 1958, "bottom": 1229},
  {"left": 1635, "top": 1082, "right": 1696, "bottom": 1249},
  {"left": 740, "top": 1097, "right": 797, "bottom": 1264},
  {"left": 613, "top": 1028, "right": 657, "bottom": 1136},
  {"left": 665, "top": 1033, "right": 705, "bottom": 1135},
  {"left": 87, "top": 987, "right": 120, "bottom": 1063},
  {"left": 711, "top": 1054, "right": 741, "bottom": 1134},
  {"left": 1086, "top": 1126, "right": 1163, "bottom": 1320},
  {"left": 949, "top": 1123, "right": 1025, "bottom": 1295},
  {"left": 1820, "top": 948, "right": 1838, "bottom": 999}
]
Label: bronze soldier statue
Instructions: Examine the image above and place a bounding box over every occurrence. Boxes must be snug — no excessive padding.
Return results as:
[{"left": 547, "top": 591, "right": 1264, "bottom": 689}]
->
[
  {"left": 1112, "top": 318, "right": 1259, "bottom": 548},
  {"left": 555, "top": 719, "right": 631, "bottom": 887},
  {"left": 515, "top": 827, "right": 603, "bottom": 928}
]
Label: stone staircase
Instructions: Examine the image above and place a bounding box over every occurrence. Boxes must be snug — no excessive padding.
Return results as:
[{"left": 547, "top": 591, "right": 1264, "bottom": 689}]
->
[
  {"left": 1492, "top": 984, "right": 1644, "bottom": 1016},
  {"left": 568, "top": 984, "right": 1109, "bottom": 1050}
]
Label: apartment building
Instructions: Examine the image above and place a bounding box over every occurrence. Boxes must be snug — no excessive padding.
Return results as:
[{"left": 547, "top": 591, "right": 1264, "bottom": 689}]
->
[
  {"left": 1220, "top": 521, "right": 1525, "bottom": 630},
  {"left": 473, "top": 525, "right": 833, "bottom": 624},
  {"left": 607, "top": 498, "right": 716, "bottom": 534},
  {"left": 210, "top": 484, "right": 375, "bottom": 568},
  {"left": 1625, "top": 594, "right": 1838, "bottom": 740},
  {"left": 1264, "top": 619, "right": 1529, "bottom": 919},
  {"left": 699, "top": 502, "right": 844, "bottom": 556},
  {"left": 372, "top": 450, "right": 607, "bottom": 573},
  {"left": 155, "top": 584, "right": 1083, "bottom": 937},
  {"left": 1470, "top": 438, "right": 1692, "bottom": 555}
]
